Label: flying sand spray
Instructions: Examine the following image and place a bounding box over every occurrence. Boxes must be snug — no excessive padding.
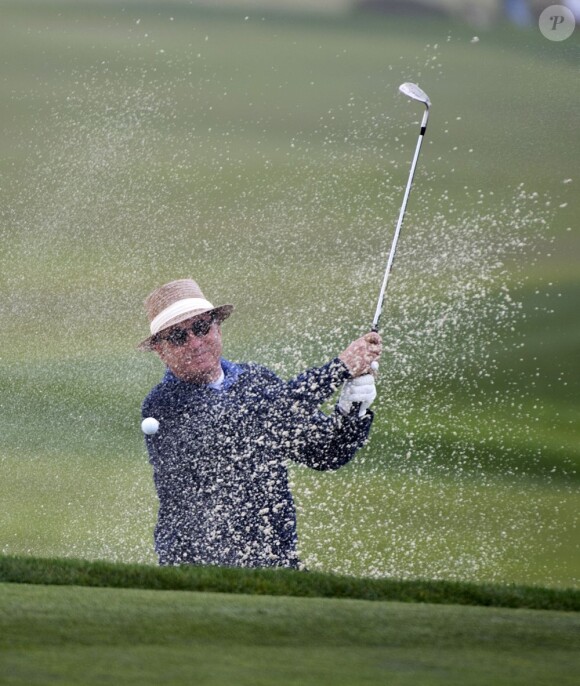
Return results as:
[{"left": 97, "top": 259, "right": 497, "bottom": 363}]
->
[{"left": 140, "top": 84, "right": 432, "bottom": 415}]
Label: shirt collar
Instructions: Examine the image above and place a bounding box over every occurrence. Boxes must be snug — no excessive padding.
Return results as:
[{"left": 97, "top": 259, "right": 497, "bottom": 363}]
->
[
  {"left": 207, "top": 369, "right": 225, "bottom": 390},
  {"left": 162, "top": 358, "right": 245, "bottom": 389}
]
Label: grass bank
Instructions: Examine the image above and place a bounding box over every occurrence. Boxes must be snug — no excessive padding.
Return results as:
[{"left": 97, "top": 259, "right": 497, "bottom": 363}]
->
[{"left": 1, "top": 555, "right": 578, "bottom": 611}]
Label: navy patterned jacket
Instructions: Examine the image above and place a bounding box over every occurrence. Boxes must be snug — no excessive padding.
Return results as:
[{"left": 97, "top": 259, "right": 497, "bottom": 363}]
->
[{"left": 142, "top": 357, "right": 373, "bottom": 568}]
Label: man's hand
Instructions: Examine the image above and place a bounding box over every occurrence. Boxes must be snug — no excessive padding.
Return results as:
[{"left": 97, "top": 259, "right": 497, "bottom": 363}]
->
[
  {"left": 338, "top": 374, "right": 377, "bottom": 418},
  {"left": 338, "top": 332, "right": 382, "bottom": 377}
]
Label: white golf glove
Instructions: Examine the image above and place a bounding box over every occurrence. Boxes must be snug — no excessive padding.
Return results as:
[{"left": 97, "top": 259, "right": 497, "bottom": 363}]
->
[{"left": 338, "top": 374, "right": 377, "bottom": 418}]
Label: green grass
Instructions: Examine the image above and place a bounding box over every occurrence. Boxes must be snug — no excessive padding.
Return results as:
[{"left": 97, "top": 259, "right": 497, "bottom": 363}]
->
[
  {"left": 2, "top": 555, "right": 579, "bottom": 610},
  {"left": 0, "top": 1, "right": 578, "bottom": 590},
  {"left": 1, "top": 578, "right": 579, "bottom": 686}
]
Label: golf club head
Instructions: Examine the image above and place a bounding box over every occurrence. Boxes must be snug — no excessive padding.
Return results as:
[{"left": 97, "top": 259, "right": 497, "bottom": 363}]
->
[{"left": 399, "top": 82, "right": 431, "bottom": 108}]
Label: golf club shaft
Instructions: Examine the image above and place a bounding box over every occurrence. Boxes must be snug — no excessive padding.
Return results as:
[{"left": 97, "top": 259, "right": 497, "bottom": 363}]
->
[{"left": 371, "top": 105, "right": 429, "bottom": 333}]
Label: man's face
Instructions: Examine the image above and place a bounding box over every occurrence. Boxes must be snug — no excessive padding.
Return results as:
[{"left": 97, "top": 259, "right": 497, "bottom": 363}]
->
[{"left": 151, "top": 313, "right": 223, "bottom": 383}]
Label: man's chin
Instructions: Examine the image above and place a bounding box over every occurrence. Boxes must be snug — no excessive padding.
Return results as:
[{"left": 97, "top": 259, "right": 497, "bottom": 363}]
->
[{"left": 176, "top": 364, "right": 220, "bottom": 384}]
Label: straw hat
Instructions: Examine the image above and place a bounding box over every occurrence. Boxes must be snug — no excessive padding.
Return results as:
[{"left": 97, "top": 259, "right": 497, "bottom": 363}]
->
[{"left": 138, "top": 278, "right": 234, "bottom": 350}]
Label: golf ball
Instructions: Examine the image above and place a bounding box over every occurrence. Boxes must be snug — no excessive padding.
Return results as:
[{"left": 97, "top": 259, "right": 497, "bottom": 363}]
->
[
  {"left": 141, "top": 417, "right": 159, "bottom": 435},
  {"left": 370, "top": 360, "right": 379, "bottom": 372}
]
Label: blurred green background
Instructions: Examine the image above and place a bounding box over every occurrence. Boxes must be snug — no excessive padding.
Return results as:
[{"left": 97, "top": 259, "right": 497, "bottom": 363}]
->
[{"left": 0, "top": 1, "right": 578, "bottom": 587}]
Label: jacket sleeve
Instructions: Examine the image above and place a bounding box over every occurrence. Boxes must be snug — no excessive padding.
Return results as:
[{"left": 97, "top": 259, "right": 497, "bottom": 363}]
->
[
  {"left": 141, "top": 387, "right": 189, "bottom": 501},
  {"left": 285, "top": 357, "right": 351, "bottom": 409},
  {"left": 272, "top": 359, "right": 374, "bottom": 471},
  {"left": 281, "top": 405, "right": 373, "bottom": 471}
]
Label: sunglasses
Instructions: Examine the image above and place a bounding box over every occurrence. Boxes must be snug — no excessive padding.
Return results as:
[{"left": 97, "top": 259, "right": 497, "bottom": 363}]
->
[{"left": 155, "top": 314, "right": 217, "bottom": 347}]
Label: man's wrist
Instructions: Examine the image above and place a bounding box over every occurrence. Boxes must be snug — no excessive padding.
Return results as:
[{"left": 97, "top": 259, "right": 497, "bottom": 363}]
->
[{"left": 331, "top": 357, "right": 353, "bottom": 380}]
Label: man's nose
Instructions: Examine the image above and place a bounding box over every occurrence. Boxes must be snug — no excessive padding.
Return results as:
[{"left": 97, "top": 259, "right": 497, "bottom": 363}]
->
[{"left": 183, "top": 329, "right": 209, "bottom": 348}]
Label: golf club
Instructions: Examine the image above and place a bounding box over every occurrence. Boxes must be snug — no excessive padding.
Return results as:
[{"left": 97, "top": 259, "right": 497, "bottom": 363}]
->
[{"left": 371, "top": 82, "right": 431, "bottom": 334}]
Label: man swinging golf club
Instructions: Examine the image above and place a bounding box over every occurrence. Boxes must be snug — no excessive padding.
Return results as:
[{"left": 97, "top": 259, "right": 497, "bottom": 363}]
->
[
  {"left": 139, "top": 82, "right": 429, "bottom": 569},
  {"left": 140, "top": 278, "right": 381, "bottom": 569}
]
